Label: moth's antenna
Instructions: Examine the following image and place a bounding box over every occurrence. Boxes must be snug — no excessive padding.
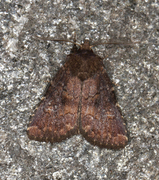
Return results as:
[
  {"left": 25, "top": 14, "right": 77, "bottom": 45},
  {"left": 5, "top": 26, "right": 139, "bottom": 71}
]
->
[
  {"left": 33, "top": 35, "right": 82, "bottom": 47},
  {"left": 91, "top": 40, "right": 140, "bottom": 48}
]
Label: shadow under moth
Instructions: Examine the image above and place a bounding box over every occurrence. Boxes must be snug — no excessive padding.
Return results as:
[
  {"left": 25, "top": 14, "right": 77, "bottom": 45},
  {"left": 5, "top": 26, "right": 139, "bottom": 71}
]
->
[{"left": 27, "top": 39, "right": 128, "bottom": 149}]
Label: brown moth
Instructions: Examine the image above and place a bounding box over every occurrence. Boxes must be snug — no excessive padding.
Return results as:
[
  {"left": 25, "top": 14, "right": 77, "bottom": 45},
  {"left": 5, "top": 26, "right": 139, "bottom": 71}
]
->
[{"left": 27, "top": 39, "right": 128, "bottom": 149}]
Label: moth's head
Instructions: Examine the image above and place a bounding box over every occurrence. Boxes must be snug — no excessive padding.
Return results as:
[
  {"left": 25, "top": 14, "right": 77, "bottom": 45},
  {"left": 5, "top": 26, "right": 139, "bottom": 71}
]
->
[{"left": 80, "top": 40, "right": 92, "bottom": 50}]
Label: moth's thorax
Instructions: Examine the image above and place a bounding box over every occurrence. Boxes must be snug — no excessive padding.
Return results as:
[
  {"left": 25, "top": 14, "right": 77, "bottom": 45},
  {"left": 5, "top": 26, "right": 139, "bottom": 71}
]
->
[{"left": 68, "top": 49, "right": 103, "bottom": 81}]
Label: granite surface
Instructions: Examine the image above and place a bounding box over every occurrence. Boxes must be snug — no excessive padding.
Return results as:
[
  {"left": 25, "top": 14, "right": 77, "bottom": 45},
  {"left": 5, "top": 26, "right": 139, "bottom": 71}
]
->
[{"left": 0, "top": 0, "right": 159, "bottom": 179}]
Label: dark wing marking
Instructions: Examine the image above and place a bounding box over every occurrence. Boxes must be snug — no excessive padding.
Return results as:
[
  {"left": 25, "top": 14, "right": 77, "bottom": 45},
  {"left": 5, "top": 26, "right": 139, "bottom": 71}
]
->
[{"left": 80, "top": 68, "right": 128, "bottom": 149}]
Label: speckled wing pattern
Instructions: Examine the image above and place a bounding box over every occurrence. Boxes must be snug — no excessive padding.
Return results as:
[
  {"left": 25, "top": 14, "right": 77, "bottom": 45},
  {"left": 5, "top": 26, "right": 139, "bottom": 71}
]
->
[
  {"left": 80, "top": 69, "right": 128, "bottom": 149},
  {"left": 27, "top": 40, "right": 128, "bottom": 149},
  {"left": 27, "top": 63, "right": 81, "bottom": 143}
]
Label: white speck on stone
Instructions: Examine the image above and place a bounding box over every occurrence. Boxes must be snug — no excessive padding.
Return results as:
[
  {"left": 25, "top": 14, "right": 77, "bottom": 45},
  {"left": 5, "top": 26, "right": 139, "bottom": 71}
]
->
[{"left": 6, "top": 38, "right": 18, "bottom": 52}]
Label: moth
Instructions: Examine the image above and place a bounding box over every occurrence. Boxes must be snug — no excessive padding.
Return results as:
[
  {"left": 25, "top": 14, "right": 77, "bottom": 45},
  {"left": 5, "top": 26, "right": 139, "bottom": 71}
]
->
[{"left": 27, "top": 39, "right": 128, "bottom": 149}]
